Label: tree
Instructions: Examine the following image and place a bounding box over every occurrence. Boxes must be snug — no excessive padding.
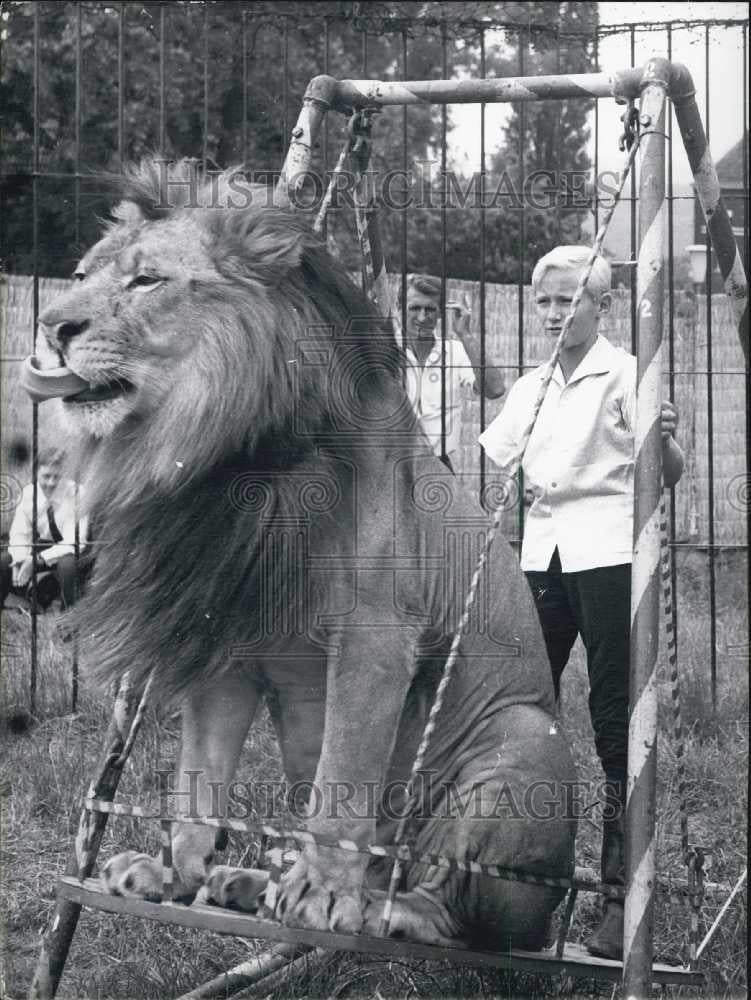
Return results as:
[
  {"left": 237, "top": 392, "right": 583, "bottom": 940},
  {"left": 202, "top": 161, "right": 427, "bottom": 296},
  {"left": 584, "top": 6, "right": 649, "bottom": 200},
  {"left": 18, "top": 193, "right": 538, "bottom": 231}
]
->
[
  {"left": 1, "top": 1, "right": 598, "bottom": 282},
  {"left": 380, "top": 1, "right": 599, "bottom": 283}
]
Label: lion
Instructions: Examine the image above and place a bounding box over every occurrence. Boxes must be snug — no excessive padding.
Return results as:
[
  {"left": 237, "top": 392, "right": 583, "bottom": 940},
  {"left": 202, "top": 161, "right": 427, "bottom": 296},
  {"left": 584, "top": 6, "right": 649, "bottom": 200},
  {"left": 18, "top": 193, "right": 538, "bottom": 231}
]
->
[{"left": 32, "top": 159, "right": 577, "bottom": 950}]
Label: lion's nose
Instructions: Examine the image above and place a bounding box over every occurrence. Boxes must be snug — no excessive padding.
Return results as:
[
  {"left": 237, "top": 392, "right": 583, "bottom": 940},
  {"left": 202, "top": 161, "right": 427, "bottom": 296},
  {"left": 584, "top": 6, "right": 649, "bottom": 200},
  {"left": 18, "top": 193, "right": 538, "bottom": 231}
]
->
[{"left": 39, "top": 316, "right": 90, "bottom": 347}]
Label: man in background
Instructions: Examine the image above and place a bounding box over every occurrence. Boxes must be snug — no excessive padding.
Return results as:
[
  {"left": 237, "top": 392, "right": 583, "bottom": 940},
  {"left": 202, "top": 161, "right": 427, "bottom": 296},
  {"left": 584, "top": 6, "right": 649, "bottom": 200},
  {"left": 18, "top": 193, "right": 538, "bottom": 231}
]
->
[
  {"left": 1, "top": 446, "right": 89, "bottom": 611},
  {"left": 401, "top": 273, "right": 505, "bottom": 473}
]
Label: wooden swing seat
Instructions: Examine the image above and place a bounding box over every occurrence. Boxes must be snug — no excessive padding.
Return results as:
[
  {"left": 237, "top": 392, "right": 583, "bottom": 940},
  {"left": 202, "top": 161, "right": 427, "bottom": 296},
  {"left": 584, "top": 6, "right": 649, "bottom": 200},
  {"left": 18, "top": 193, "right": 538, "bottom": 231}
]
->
[{"left": 57, "top": 876, "right": 703, "bottom": 987}]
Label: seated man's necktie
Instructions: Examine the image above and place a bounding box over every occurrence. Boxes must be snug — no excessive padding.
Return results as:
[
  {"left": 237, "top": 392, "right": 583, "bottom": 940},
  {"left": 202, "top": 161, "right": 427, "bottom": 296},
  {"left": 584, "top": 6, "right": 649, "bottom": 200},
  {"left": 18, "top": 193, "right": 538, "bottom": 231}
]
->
[{"left": 47, "top": 503, "right": 63, "bottom": 544}]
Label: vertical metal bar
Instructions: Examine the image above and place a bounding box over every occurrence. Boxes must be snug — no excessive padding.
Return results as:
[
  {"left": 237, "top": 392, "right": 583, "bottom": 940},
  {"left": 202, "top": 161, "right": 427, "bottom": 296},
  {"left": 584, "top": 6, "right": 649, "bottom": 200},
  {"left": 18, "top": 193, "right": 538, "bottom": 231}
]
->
[
  {"left": 30, "top": 1, "right": 40, "bottom": 715},
  {"left": 554, "top": 26, "right": 562, "bottom": 241},
  {"left": 623, "top": 68, "right": 668, "bottom": 1000},
  {"left": 440, "top": 22, "right": 448, "bottom": 466},
  {"left": 705, "top": 24, "right": 717, "bottom": 711},
  {"left": 479, "top": 29, "right": 487, "bottom": 495},
  {"left": 666, "top": 24, "right": 679, "bottom": 644},
  {"left": 282, "top": 18, "right": 289, "bottom": 153},
  {"left": 202, "top": 3, "right": 209, "bottom": 169},
  {"left": 743, "top": 26, "right": 750, "bottom": 664},
  {"left": 629, "top": 26, "right": 637, "bottom": 356},
  {"left": 401, "top": 29, "right": 408, "bottom": 353},
  {"left": 71, "top": 493, "right": 79, "bottom": 713},
  {"left": 242, "top": 12, "right": 248, "bottom": 162},
  {"left": 159, "top": 3, "right": 166, "bottom": 150},
  {"left": 361, "top": 24, "right": 367, "bottom": 76},
  {"left": 593, "top": 30, "right": 599, "bottom": 236},
  {"left": 118, "top": 3, "right": 125, "bottom": 167},
  {"left": 517, "top": 27, "right": 526, "bottom": 547},
  {"left": 72, "top": 3, "right": 83, "bottom": 713},
  {"left": 321, "top": 18, "right": 330, "bottom": 240},
  {"left": 74, "top": 3, "right": 81, "bottom": 248}
]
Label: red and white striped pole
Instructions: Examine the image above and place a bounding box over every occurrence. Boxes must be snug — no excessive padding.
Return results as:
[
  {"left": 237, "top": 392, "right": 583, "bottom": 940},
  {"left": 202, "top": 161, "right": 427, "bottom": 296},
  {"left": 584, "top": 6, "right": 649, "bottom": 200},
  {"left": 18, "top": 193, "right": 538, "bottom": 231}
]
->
[{"left": 623, "top": 59, "right": 669, "bottom": 999}]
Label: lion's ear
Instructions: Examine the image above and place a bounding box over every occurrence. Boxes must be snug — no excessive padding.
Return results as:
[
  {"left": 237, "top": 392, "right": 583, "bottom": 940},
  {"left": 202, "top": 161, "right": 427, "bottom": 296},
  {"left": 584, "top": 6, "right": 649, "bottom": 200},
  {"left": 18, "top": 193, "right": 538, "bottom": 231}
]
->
[{"left": 217, "top": 211, "right": 305, "bottom": 286}]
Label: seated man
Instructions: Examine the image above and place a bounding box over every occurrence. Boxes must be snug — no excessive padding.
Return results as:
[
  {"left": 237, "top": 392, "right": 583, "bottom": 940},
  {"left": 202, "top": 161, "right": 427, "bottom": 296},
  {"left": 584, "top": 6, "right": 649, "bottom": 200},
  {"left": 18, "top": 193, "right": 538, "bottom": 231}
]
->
[
  {"left": 399, "top": 274, "right": 505, "bottom": 473},
  {"left": 1, "top": 446, "right": 89, "bottom": 611}
]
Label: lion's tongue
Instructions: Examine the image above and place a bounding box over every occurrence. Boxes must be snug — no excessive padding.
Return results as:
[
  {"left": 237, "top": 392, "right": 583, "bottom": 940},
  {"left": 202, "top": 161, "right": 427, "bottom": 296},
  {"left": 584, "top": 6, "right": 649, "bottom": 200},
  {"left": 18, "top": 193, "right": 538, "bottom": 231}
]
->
[{"left": 21, "top": 355, "right": 91, "bottom": 403}]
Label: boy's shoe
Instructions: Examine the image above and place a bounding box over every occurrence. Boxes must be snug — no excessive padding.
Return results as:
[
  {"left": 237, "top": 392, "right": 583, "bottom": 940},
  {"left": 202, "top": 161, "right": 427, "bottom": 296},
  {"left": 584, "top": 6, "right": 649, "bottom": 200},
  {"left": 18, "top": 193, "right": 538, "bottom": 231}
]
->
[{"left": 586, "top": 770, "right": 626, "bottom": 961}]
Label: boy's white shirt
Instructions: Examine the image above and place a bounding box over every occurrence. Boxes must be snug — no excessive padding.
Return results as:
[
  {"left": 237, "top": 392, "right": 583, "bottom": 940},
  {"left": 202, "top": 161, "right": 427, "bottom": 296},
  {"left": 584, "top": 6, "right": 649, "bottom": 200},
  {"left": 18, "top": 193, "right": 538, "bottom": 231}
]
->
[{"left": 479, "top": 335, "right": 637, "bottom": 573}]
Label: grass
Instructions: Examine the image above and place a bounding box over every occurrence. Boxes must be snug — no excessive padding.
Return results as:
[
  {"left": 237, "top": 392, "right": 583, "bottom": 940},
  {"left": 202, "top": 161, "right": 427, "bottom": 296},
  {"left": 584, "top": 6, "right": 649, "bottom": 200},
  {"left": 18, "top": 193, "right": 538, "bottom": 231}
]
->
[{"left": 0, "top": 555, "right": 747, "bottom": 1000}]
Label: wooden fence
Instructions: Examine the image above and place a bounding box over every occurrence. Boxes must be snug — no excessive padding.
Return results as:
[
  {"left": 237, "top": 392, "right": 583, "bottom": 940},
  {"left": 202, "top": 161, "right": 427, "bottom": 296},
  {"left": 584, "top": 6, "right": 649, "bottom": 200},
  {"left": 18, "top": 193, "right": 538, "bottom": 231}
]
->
[{"left": 1, "top": 274, "right": 747, "bottom": 546}]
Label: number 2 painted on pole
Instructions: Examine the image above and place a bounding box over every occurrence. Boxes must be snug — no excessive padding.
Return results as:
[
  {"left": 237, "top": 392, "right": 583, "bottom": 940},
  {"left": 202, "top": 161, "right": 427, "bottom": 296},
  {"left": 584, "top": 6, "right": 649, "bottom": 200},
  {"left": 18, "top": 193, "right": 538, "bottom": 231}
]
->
[{"left": 640, "top": 299, "right": 652, "bottom": 318}]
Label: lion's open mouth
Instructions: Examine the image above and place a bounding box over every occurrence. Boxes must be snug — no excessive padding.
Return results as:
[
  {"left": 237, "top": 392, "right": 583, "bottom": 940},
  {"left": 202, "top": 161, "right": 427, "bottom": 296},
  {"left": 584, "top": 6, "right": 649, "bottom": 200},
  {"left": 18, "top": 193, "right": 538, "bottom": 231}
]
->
[{"left": 65, "top": 379, "right": 136, "bottom": 403}]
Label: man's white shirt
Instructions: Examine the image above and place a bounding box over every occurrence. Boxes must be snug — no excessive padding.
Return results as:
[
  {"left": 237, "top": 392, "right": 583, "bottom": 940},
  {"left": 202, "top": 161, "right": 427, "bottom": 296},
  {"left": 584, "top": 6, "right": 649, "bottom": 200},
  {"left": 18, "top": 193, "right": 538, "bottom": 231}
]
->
[
  {"left": 402, "top": 337, "right": 476, "bottom": 460},
  {"left": 479, "top": 335, "right": 637, "bottom": 572},
  {"left": 8, "top": 480, "right": 89, "bottom": 566}
]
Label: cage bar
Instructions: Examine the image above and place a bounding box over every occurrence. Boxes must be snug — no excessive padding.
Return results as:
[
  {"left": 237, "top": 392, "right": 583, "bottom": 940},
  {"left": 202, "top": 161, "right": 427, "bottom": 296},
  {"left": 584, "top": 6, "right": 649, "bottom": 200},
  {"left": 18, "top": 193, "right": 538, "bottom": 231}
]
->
[
  {"left": 704, "top": 25, "right": 718, "bottom": 710},
  {"left": 29, "top": 1, "right": 40, "bottom": 713},
  {"left": 440, "top": 22, "right": 448, "bottom": 465},
  {"left": 516, "top": 26, "right": 526, "bottom": 549}
]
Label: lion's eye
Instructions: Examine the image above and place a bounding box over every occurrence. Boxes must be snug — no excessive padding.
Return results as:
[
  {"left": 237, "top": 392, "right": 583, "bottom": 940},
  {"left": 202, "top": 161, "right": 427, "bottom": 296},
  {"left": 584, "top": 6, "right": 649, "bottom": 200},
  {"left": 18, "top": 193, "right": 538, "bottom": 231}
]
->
[
  {"left": 129, "top": 274, "right": 164, "bottom": 288},
  {"left": 73, "top": 271, "right": 86, "bottom": 282}
]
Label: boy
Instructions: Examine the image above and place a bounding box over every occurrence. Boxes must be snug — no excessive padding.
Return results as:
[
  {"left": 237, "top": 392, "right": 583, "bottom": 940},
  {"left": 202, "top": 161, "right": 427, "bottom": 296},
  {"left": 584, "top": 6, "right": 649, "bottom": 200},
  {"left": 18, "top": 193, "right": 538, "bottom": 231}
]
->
[
  {"left": 478, "top": 246, "right": 684, "bottom": 959},
  {"left": 1, "top": 446, "right": 89, "bottom": 611}
]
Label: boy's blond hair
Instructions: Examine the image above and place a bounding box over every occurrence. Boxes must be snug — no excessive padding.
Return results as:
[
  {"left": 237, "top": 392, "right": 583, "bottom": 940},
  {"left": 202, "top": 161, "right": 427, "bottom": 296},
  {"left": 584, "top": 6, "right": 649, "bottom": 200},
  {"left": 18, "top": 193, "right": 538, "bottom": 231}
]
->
[{"left": 531, "top": 246, "right": 611, "bottom": 302}]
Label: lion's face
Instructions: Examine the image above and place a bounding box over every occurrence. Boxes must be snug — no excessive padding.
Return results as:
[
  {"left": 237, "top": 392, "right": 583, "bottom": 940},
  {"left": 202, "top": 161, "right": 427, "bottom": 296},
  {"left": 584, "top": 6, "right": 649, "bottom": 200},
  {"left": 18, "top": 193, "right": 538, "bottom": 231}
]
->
[
  {"left": 34, "top": 161, "right": 393, "bottom": 508},
  {"left": 38, "top": 210, "right": 232, "bottom": 439}
]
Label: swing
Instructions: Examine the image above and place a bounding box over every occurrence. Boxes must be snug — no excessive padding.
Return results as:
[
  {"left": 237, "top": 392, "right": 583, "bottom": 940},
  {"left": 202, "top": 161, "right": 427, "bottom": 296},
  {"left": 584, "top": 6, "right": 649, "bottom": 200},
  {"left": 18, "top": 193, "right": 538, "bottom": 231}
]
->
[{"left": 29, "top": 57, "right": 747, "bottom": 1000}]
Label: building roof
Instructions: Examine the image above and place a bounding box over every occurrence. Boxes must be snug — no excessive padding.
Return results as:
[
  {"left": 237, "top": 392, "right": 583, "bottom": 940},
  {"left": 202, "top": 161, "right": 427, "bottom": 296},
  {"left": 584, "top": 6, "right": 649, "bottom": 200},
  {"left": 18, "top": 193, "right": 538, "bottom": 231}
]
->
[{"left": 716, "top": 138, "right": 747, "bottom": 185}]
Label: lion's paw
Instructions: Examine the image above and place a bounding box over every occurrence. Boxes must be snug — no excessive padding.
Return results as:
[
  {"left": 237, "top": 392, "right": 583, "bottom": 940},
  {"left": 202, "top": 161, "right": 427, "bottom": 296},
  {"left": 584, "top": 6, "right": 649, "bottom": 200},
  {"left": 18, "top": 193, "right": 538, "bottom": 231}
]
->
[
  {"left": 276, "top": 854, "right": 364, "bottom": 934},
  {"left": 100, "top": 851, "right": 162, "bottom": 902},
  {"left": 362, "top": 890, "right": 462, "bottom": 947},
  {"left": 202, "top": 865, "right": 268, "bottom": 912}
]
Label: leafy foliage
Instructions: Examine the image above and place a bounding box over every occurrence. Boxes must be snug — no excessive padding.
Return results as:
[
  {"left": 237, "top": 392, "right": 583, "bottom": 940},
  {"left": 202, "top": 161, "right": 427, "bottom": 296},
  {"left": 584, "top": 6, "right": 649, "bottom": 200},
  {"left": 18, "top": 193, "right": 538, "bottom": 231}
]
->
[{"left": 1, "top": 1, "right": 597, "bottom": 280}]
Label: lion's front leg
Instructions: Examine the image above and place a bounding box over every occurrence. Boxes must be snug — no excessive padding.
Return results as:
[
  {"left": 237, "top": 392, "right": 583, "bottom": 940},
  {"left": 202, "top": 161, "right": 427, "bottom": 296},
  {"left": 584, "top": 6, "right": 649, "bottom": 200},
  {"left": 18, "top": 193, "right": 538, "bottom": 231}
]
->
[
  {"left": 101, "top": 668, "right": 262, "bottom": 903},
  {"left": 278, "top": 628, "right": 416, "bottom": 933},
  {"left": 171, "top": 669, "right": 263, "bottom": 897}
]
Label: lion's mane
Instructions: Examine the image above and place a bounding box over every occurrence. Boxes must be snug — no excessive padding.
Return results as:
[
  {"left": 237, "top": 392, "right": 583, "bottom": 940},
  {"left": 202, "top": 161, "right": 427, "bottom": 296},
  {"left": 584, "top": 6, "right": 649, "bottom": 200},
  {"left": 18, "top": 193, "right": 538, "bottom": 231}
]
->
[{"left": 71, "top": 160, "right": 419, "bottom": 700}]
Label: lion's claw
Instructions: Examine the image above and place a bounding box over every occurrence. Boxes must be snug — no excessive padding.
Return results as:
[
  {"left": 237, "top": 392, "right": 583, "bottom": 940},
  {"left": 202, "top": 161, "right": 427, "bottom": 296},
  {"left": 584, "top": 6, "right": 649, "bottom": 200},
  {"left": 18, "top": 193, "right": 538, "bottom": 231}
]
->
[{"left": 277, "top": 852, "right": 365, "bottom": 933}]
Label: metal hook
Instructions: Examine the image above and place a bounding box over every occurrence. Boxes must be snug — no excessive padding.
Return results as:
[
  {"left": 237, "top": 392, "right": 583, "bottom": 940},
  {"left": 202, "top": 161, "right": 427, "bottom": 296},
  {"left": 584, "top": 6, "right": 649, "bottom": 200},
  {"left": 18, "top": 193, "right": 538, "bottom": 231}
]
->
[{"left": 618, "top": 100, "right": 640, "bottom": 152}]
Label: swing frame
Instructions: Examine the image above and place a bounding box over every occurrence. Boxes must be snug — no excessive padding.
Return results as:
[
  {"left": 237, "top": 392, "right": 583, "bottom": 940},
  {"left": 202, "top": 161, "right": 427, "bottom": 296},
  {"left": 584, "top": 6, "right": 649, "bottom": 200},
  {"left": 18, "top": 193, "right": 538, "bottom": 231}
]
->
[{"left": 29, "top": 57, "right": 748, "bottom": 1000}]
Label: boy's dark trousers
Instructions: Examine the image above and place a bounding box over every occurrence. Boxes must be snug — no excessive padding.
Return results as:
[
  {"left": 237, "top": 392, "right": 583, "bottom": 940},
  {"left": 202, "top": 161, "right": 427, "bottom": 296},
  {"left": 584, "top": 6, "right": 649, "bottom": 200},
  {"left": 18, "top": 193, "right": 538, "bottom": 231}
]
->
[{"left": 525, "top": 547, "right": 630, "bottom": 959}]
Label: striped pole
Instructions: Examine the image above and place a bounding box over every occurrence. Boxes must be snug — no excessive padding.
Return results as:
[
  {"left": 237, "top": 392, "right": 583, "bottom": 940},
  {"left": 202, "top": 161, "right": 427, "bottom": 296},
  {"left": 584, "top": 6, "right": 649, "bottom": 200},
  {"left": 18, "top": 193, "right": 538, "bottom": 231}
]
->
[
  {"left": 329, "top": 70, "right": 643, "bottom": 109},
  {"left": 276, "top": 75, "right": 335, "bottom": 204},
  {"left": 29, "top": 674, "right": 146, "bottom": 999},
  {"left": 672, "top": 90, "right": 748, "bottom": 364},
  {"left": 623, "top": 61, "right": 669, "bottom": 1000}
]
